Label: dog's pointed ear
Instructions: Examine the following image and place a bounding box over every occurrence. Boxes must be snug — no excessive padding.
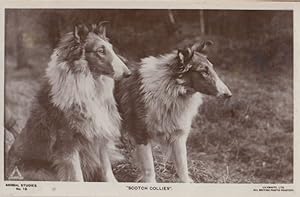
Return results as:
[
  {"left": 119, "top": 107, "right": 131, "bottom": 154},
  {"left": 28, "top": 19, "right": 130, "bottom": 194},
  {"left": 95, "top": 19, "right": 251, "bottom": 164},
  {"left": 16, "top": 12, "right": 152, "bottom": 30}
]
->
[
  {"left": 73, "top": 24, "right": 89, "bottom": 43},
  {"left": 191, "top": 40, "right": 213, "bottom": 54},
  {"left": 177, "top": 47, "right": 193, "bottom": 65},
  {"left": 97, "top": 21, "right": 109, "bottom": 37}
]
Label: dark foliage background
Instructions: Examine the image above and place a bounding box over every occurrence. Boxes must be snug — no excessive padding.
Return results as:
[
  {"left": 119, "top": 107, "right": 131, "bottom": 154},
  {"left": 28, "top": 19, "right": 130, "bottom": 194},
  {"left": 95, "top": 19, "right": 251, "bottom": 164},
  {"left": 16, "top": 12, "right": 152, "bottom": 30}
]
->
[{"left": 5, "top": 9, "right": 293, "bottom": 183}]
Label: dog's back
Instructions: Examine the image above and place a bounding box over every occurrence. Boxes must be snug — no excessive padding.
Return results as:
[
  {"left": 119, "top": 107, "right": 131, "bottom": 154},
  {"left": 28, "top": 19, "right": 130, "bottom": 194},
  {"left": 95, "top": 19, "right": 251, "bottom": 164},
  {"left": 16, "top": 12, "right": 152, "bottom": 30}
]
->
[
  {"left": 115, "top": 69, "right": 151, "bottom": 145},
  {"left": 7, "top": 83, "right": 65, "bottom": 180}
]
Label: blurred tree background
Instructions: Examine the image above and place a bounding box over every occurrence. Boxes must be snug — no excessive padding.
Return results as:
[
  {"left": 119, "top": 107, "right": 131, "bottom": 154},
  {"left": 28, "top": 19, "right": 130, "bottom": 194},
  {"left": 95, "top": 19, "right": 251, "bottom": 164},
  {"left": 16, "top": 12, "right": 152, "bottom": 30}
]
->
[
  {"left": 5, "top": 9, "right": 292, "bottom": 66},
  {"left": 5, "top": 9, "right": 293, "bottom": 183}
]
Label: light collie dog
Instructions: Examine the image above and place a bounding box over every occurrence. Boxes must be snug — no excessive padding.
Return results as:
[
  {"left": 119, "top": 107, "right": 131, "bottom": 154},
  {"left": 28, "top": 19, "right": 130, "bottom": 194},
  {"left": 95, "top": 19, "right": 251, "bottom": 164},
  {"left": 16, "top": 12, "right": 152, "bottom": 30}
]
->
[
  {"left": 7, "top": 22, "right": 131, "bottom": 182},
  {"left": 115, "top": 41, "right": 232, "bottom": 183}
]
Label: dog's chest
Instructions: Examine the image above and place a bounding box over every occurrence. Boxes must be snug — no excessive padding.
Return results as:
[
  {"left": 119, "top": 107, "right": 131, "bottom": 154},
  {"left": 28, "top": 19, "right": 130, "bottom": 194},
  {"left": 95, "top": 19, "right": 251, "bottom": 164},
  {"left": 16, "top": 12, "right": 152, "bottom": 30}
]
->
[
  {"left": 71, "top": 77, "right": 121, "bottom": 141},
  {"left": 145, "top": 93, "right": 203, "bottom": 142}
]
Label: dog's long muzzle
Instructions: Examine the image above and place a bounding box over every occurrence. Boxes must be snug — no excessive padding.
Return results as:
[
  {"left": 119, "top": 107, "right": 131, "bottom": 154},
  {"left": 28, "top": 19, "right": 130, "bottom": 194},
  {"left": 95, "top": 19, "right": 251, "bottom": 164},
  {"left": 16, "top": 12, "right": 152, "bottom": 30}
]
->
[
  {"left": 112, "top": 54, "right": 132, "bottom": 79},
  {"left": 216, "top": 76, "right": 232, "bottom": 99},
  {"left": 123, "top": 69, "right": 132, "bottom": 78}
]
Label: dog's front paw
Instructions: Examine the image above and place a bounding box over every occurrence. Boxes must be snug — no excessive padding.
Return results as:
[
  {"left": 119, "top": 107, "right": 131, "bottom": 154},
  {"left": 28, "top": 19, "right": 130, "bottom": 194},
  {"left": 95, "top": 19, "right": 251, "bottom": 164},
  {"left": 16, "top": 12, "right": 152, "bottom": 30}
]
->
[
  {"left": 135, "top": 175, "right": 156, "bottom": 183},
  {"left": 103, "top": 173, "right": 118, "bottom": 183},
  {"left": 181, "top": 176, "right": 194, "bottom": 183}
]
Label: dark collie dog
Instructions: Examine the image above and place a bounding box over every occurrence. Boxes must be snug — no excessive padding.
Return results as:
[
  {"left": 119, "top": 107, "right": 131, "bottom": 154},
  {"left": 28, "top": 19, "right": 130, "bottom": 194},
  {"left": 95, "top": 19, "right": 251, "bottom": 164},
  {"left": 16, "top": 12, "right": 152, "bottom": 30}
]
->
[
  {"left": 7, "top": 22, "right": 131, "bottom": 182},
  {"left": 115, "top": 41, "right": 232, "bottom": 183}
]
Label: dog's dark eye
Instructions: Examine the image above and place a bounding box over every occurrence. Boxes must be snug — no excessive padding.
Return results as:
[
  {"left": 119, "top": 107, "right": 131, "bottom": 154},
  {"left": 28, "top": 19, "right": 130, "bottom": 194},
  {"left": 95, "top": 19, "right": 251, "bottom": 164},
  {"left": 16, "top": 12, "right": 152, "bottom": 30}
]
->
[
  {"left": 96, "top": 46, "right": 105, "bottom": 54},
  {"left": 201, "top": 67, "right": 209, "bottom": 77}
]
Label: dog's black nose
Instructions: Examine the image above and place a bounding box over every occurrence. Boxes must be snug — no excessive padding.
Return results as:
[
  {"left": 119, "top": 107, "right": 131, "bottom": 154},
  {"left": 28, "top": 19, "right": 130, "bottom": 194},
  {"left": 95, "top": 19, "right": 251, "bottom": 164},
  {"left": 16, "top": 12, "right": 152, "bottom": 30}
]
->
[
  {"left": 123, "top": 71, "right": 132, "bottom": 78},
  {"left": 223, "top": 92, "right": 232, "bottom": 99}
]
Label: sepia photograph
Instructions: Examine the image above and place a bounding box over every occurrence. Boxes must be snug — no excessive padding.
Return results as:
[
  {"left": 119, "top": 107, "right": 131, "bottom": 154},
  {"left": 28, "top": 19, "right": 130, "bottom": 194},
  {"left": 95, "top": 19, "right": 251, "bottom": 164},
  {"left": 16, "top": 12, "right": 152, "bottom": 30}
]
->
[{"left": 3, "top": 8, "right": 294, "bottom": 185}]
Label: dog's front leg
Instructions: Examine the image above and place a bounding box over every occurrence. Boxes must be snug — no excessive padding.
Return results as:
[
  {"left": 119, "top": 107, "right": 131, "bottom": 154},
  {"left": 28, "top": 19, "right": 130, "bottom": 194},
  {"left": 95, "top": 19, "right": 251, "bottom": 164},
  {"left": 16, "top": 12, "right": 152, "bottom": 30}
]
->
[
  {"left": 55, "top": 150, "right": 84, "bottom": 182},
  {"left": 136, "top": 143, "right": 156, "bottom": 182},
  {"left": 171, "top": 134, "right": 193, "bottom": 183},
  {"left": 99, "top": 146, "right": 118, "bottom": 182}
]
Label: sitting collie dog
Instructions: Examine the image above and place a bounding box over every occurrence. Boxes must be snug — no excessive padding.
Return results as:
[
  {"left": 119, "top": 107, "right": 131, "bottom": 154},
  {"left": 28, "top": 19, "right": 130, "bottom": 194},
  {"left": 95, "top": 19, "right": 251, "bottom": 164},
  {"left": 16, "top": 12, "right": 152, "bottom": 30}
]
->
[
  {"left": 115, "top": 41, "right": 232, "bottom": 183},
  {"left": 7, "top": 22, "right": 131, "bottom": 182}
]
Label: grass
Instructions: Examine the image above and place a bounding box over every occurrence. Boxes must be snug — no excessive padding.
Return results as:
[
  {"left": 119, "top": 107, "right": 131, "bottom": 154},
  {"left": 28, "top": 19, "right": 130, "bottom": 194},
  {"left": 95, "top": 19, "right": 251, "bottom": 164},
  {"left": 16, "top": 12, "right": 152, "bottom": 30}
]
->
[{"left": 5, "top": 24, "right": 293, "bottom": 183}]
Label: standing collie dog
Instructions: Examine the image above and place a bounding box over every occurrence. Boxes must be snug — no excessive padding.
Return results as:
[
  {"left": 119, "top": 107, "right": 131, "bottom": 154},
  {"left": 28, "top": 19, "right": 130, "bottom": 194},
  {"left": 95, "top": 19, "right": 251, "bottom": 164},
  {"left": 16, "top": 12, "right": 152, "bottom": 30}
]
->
[
  {"left": 7, "top": 22, "right": 131, "bottom": 182},
  {"left": 115, "top": 41, "right": 232, "bottom": 183}
]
